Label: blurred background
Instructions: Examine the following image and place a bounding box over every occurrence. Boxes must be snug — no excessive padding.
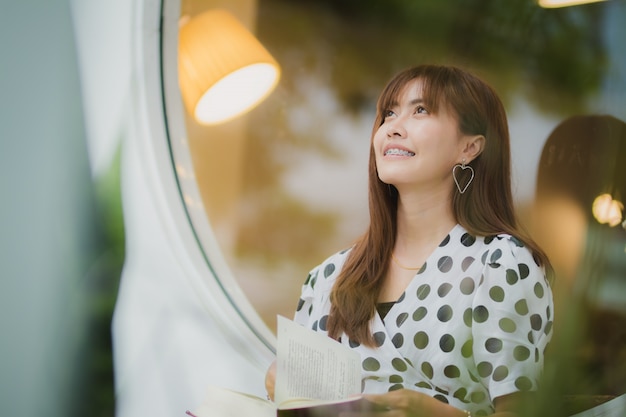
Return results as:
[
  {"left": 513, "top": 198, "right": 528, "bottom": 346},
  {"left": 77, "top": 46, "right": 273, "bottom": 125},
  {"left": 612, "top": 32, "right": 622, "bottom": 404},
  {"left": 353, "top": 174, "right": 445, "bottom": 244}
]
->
[
  {"left": 178, "top": 0, "right": 626, "bottom": 414},
  {"left": 187, "top": 0, "right": 624, "bottom": 326},
  {"left": 1, "top": 0, "right": 624, "bottom": 416}
]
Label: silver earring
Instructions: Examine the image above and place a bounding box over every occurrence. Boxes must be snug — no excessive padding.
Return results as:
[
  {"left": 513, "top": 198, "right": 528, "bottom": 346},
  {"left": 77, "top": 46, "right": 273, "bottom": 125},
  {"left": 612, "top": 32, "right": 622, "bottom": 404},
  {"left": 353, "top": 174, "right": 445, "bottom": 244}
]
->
[{"left": 453, "top": 159, "right": 474, "bottom": 194}]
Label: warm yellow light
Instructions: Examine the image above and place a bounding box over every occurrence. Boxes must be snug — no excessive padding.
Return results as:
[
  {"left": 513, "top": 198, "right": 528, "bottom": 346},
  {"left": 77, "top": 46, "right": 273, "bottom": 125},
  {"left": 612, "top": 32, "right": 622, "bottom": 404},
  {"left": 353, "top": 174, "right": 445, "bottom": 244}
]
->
[
  {"left": 178, "top": 9, "right": 281, "bottom": 125},
  {"left": 538, "top": 0, "right": 607, "bottom": 8},
  {"left": 194, "top": 63, "right": 277, "bottom": 125},
  {"left": 592, "top": 193, "right": 624, "bottom": 227}
]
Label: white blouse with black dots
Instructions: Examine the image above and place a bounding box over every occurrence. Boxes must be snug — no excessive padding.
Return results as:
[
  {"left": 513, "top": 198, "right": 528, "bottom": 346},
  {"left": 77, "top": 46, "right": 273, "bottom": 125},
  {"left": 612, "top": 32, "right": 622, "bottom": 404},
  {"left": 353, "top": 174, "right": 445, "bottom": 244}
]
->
[{"left": 293, "top": 224, "right": 554, "bottom": 416}]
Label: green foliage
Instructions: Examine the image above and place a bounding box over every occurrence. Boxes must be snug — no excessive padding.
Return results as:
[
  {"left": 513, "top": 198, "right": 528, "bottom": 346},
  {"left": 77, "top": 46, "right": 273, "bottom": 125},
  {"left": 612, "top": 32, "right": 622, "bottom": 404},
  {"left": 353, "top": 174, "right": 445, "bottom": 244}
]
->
[
  {"left": 72, "top": 148, "right": 125, "bottom": 417},
  {"left": 263, "top": 0, "right": 607, "bottom": 114}
]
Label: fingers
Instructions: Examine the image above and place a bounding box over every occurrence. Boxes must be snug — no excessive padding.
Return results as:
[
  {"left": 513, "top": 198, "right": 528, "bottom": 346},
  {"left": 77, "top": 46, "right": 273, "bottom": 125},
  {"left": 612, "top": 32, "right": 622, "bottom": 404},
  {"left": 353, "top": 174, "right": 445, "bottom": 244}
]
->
[
  {"left": 264, "top": 360, "right": 277, "bottom": 401},
  {"left": 362, "top": 390, "right": 424, "bottom": 416},
  {"left": 339, "top": 410, "right": 398, "bottom": 417},
  {"left": 363, "top": 393, "right": 400, "bottom": 410}
]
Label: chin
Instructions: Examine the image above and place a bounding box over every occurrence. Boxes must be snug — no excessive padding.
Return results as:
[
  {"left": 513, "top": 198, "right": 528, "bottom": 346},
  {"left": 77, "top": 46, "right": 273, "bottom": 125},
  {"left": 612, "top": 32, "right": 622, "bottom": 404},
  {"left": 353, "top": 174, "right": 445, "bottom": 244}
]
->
[{"left": 377, "top": 169, "right": 410, "bottom": 186}]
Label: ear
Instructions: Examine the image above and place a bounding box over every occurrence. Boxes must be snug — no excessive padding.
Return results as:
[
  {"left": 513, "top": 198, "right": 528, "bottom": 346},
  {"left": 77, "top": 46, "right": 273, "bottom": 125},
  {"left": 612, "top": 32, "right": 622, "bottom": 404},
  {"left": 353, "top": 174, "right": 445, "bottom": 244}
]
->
[{"left": 461, "top": 134, "right": 485, "bottom": 163}]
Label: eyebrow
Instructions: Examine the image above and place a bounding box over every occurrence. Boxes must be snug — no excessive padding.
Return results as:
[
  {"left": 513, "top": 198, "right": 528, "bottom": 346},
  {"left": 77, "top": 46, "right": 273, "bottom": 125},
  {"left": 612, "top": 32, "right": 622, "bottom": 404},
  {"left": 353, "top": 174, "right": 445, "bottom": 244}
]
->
[{"left": 388, "top": 97, "right": 425, "bottom": 108}]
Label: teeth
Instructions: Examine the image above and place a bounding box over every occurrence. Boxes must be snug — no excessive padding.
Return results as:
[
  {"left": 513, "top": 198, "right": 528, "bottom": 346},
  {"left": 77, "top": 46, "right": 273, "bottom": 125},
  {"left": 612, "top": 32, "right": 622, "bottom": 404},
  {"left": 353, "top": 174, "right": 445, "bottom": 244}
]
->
[{"left": 385, "top": 148, "right": 415, "bottom": 156}]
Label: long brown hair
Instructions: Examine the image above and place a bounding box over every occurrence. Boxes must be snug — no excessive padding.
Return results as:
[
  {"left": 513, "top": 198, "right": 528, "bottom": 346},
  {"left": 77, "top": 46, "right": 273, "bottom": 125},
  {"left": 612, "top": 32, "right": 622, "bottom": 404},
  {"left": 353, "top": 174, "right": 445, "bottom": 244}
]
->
[{"left": 327, "top": 64, "right": 552, "bottom": 346}]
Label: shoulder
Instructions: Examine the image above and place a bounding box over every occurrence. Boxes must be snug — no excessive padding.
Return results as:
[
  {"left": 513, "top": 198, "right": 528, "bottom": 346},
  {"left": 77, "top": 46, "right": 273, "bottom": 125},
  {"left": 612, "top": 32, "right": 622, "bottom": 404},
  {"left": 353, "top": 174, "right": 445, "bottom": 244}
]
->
[
  {"left": 303, "top": 247, "right": 352, "bottom": 292},
  {"left": 295, "top": 247, "right": 352, "bottom": 323},
  {"left": 449, "top": 225, "right": 539, "bottom": 271},
  {"left": 480, "top": 233, "right": 539, "bottom": 270},
  {"left": 476, "top": 233, "right": 550, "bottom": 295}
]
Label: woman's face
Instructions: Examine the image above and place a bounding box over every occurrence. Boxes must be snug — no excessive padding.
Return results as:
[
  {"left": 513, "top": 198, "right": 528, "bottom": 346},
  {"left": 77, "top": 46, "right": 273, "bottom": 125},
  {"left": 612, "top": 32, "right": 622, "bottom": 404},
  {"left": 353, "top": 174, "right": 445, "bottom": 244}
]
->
[{"left": 373, "top": 78, "right": 468, "bottom": 194}]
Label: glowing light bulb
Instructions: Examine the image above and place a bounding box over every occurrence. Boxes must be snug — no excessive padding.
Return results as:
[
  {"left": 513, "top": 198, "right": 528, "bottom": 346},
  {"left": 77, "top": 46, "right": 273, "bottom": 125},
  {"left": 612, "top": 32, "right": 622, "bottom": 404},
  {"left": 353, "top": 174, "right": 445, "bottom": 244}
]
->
[{"left": 592, "top": 193, "right": 624, "bottom": 227}]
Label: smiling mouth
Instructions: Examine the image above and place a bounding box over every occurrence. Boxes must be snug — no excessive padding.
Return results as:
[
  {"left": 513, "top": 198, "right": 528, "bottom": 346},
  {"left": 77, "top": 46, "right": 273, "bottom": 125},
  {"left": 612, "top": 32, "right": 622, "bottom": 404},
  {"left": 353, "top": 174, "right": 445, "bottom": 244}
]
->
[{"left": 384, "top": 148, "right": 415, "bottom": 157}]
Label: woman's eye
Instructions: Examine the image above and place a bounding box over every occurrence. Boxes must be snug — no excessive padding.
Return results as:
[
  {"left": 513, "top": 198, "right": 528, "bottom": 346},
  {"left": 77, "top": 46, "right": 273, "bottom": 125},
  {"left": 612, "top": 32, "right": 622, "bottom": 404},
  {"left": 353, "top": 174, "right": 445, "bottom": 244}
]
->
[
  {"left": 384, "top": 110, "right": 396, "bottom": 118},
  {"left": 416, "top": 106, "right": 428, "bottom": 114}
]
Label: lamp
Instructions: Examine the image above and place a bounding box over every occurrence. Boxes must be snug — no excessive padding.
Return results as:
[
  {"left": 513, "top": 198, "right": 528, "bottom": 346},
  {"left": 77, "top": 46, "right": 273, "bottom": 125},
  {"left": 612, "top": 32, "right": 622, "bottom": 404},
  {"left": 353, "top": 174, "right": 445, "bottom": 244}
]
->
[
  {"left": 592, "top": 193, "right": 624, "bottom": 227},
  {"left": 538, "top": 0, "right": 607, "bottom": 8},
  {"left": 178, "top": 9, "right": 281, "bottom": 125}
]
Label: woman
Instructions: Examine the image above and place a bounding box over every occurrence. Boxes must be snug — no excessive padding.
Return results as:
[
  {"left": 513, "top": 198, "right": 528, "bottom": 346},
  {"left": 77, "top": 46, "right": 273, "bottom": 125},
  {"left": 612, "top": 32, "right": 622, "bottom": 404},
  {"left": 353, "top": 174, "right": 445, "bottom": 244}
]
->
[{"left": 266, "top": 64, "right": 554, "bottom": 417}]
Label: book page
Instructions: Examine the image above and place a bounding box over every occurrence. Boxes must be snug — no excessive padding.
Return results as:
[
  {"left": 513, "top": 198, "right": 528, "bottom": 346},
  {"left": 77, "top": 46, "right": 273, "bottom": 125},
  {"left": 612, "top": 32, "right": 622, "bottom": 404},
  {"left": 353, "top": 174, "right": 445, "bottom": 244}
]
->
[
  {"left": 190, "top": 385, "right": 275, "bottom": 417},
  {"left": 274, "top": 315, "right": 361, "bottom": 405}
]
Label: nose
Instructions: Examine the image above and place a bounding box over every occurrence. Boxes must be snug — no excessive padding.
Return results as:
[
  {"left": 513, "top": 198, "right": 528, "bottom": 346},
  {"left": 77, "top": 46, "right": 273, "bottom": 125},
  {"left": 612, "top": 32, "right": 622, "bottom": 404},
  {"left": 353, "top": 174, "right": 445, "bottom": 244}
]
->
[{"left": 386, "top": 116, "right": 407, "bottom": 138}]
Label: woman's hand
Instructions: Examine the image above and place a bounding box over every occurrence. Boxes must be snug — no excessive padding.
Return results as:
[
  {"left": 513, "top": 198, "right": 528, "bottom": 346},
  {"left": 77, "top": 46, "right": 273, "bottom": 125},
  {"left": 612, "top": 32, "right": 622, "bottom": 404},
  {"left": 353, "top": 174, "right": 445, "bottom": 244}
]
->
[
  {"left": 341, "top": 389, "right": 469, "bottom": 417},
  {"left": 264, "top": 360, "right": 277, "bottom": 401},
  {"left": 362, "top": 389, "right": 428, "bottom": 417},
  {"left": 342, "top": 390, "right": 521, "bottom": 417}
]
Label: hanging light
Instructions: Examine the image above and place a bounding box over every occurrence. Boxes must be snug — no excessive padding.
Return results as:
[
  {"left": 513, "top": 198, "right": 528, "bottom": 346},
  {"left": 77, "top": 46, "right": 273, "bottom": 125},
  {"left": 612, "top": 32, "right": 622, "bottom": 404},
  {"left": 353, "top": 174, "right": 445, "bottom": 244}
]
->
[
  {"left": 592, "top": 193, "right": 624, "bottom": 227},
  {"left": 178, "top": 9, "right": 281, "bottom": 125},
  {"left": 538, "top": 0, "right": 607, "bottom": 8}
]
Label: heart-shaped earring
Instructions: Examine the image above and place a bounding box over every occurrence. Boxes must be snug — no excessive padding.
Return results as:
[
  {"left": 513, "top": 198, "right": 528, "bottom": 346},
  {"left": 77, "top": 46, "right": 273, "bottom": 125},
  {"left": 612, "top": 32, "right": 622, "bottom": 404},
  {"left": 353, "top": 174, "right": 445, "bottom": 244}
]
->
[{"left": 453, "top": 161, "right": 475, "bottom": 194}]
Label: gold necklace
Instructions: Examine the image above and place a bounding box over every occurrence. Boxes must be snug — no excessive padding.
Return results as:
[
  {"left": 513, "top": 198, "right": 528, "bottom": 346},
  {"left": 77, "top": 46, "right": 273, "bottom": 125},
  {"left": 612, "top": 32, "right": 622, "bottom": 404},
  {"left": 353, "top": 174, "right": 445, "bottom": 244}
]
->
[{"left": 391, "top": 253, "right": 422, "bottom": 270}]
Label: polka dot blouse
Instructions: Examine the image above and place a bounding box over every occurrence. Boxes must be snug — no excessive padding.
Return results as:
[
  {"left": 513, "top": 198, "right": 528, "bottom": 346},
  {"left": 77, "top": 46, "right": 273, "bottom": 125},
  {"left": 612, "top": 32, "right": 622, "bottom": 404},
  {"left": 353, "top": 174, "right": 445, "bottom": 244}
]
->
[{"left": 294, "top": 224, "right": 554, "bottom": 416}]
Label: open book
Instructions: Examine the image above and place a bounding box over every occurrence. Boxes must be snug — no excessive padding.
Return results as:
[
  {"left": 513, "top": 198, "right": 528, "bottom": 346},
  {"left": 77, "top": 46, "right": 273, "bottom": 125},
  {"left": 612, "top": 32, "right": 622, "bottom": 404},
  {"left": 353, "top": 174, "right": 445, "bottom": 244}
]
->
[
  {"left": 187, "top": 385, "right": 383, "bottom": 417},
  {"left": 187, "top": 316, "right": 384, "bottom": 417}
]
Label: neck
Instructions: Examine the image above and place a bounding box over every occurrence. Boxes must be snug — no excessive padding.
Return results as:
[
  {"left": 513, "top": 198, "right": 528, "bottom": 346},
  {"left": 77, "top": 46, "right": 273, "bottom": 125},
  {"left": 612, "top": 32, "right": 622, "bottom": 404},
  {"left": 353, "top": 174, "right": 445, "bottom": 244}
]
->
[{"left": 394, "top": 188, "right": 457, "bottom": 251}]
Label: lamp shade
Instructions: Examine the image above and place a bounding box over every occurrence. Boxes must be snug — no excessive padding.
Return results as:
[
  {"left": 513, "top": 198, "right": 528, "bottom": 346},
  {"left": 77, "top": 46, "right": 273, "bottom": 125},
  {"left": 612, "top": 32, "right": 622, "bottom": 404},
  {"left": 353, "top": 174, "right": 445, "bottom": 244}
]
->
[{"left": 178, "top": 9, "right": 280, "bottom": 125}]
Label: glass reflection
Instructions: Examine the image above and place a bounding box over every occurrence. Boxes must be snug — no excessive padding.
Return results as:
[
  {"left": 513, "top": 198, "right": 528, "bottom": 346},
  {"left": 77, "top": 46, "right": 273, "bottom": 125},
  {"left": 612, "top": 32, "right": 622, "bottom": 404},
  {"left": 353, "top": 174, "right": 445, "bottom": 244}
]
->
[
  {"left": 533, "top": 114, "right": 626, "bottom": 408},
  {"left": 171, "top": 0, "right": 626, "bottom": 414},
  {"left": 175, "top": 0, "right": 625, "bottom": 408}
]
